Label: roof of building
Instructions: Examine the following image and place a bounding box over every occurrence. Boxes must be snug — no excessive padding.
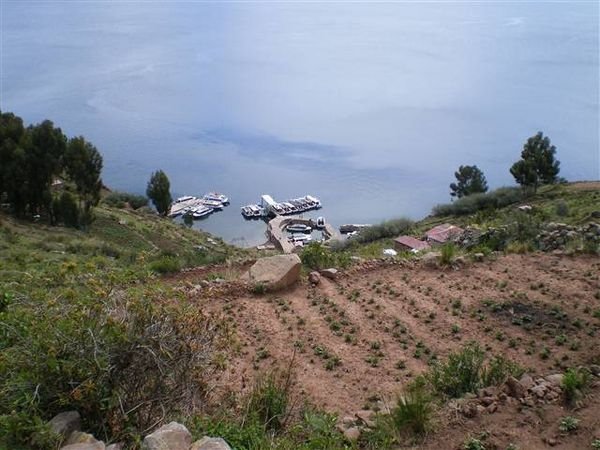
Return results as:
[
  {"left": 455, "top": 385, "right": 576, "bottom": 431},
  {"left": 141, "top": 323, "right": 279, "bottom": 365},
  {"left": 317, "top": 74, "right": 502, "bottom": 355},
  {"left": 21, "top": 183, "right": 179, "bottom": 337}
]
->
[
  {"left": 394, "top": 235, "right": 431, "bottom": 250},
  {"left": 426, "top": 223, "right": 464, "bottom": 243}
]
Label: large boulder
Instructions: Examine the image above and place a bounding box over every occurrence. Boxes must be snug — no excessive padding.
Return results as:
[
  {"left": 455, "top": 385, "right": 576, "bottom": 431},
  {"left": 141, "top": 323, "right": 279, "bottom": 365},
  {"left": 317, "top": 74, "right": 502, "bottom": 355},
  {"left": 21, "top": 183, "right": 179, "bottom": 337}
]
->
[
  {"left": 246, "top": 254, "right": 301, "bottom": 291},
  {"left": 48, "top": 411, "right": 81, "bottom": 439},
  {"left": 190, "top": 436, "right": 232, "bottom": 450},
  {"left": 142, "top": 422, "right": 192, "bottom": 450}
]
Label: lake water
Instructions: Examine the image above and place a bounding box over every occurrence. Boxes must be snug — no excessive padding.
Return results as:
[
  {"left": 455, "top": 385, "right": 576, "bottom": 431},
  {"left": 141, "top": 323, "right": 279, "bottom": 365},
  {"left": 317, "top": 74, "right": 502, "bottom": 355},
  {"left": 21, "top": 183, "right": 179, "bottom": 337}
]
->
[{"left": 2, "top": 1, "right": 598, "bottom": 246}]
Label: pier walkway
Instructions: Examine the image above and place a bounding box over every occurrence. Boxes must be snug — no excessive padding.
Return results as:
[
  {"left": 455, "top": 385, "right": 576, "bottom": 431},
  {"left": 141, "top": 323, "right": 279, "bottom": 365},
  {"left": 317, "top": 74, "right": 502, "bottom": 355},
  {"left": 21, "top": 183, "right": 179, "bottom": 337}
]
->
[{"left": 267, "top": 216, "right": 341, "bottom": 254}]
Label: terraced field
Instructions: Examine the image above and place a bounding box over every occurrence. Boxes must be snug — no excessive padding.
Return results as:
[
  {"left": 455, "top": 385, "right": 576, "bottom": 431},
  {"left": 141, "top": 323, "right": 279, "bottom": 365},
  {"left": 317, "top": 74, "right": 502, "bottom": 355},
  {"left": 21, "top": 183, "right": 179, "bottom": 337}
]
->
[{"left": 186, "top": 253, "right": 600, "bottom": 449}]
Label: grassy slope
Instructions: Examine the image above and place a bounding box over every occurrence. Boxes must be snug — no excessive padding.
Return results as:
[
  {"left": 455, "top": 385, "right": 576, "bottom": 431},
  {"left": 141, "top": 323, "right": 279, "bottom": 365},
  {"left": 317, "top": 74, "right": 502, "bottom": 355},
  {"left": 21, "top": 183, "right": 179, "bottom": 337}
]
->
[
  {"left": 0, "top": 204, "right": 247, "bottom": 279},
  {"left": 420, "top": 181, "right": 600, "bottom": 229},
  {"left": 350, "top": 182, "right": 599, "bottom": 258}
]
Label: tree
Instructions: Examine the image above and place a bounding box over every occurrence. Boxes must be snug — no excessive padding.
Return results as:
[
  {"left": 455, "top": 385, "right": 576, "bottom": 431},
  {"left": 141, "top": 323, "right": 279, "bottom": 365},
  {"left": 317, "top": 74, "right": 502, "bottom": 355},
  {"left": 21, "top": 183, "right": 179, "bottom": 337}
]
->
[
  {"left": 146, "top": 170, "right": 172, "bottom": 216},
  {"left": 510, "top": 132, "right": 560, "bottom": 192},
  {"left": 24, "top": 120, "right": 67, "bottom": 214},
  {"left": 449, "top": 165, "right": 488, "bottom": 198},
  {"left": 64, "top": 136, "right": 104, "bottom": 227}
]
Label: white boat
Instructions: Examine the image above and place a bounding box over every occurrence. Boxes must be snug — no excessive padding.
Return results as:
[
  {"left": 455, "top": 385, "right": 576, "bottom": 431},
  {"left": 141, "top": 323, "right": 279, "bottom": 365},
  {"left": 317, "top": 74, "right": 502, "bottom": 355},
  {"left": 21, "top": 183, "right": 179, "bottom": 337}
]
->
[
  {"left": 287, "top": 223, "right": 312, "bottom": 233},
  {"left": 316, "top": 217, "right": 325, "bottom": 228},
  {"left": 205, "top": 192, "right": 229, "bottom": 204},
  {"left": 175, "top": 195, "right": 196, "bottom": 203},
  {"left": 189, "top": 206, "right": 212, "bottom": 219},
  {"left": 200, "top": 198, "right": 224, "bottom": 209},
  {"left": 289, "top": 234, "right": 312, "bottom": 243}
]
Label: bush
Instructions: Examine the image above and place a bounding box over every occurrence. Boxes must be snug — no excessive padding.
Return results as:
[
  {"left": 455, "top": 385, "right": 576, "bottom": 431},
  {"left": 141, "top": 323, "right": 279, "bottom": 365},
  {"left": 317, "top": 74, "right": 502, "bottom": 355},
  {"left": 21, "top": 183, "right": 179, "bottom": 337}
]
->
[
  {"left": 0, "top": 290, "right": 225, "bottom": 447},
  {"left": 301, "top": 242, "right": 350, "bottom": 270},
  {"left": 432, "top": 187, "right": 525, "bottom": 217},
  {"left": 103, "top": 191, "right": 148, "bottom": 210},
  {"left": 481, "top": 355, "right": 524, "bottom": 386},
  {"left": 148, "top": 255, "right": 181, "bottom": 274},
  {"left": 440, "top": 242, "right": 456, "bottom": 265},
  {"left": 245, "top": 372, "right": 291, "bottom": 431},
  {"left": 555, "top": 201, "right": 569, "bottom": 217},
  {"left": 428, "top": 343, "right": 522, "bottom": 398},
  {"left": 562, "top": 368, "right": 589, "bottom": 406},
  {"left": 352, "top": 218, "right": 413, "bottom": 245},
  {"left": 387, "top": 380, "right": 432, "bottom": 437}
]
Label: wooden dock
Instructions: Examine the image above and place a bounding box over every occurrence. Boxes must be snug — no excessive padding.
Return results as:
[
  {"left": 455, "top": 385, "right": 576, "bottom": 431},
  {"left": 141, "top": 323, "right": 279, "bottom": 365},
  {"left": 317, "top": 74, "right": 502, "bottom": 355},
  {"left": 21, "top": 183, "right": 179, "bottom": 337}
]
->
[{"left": 267, "top": 216, "right": 340, "bottom": 254}]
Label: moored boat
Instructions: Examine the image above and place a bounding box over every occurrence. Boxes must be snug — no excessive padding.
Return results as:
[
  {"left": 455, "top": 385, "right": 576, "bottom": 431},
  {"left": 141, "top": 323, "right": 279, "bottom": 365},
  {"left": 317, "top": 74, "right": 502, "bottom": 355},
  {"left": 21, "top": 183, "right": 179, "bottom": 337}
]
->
[{"left": 286, "top": 223, "right": 312, "bottom": 233}]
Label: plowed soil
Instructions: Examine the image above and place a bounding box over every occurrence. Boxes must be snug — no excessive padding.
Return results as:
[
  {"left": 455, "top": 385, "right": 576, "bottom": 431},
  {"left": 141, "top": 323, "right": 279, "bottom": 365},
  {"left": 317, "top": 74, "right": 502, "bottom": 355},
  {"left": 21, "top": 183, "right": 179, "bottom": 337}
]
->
[{"left": 184, "top": 253, "right": 600, "bottom": 449}]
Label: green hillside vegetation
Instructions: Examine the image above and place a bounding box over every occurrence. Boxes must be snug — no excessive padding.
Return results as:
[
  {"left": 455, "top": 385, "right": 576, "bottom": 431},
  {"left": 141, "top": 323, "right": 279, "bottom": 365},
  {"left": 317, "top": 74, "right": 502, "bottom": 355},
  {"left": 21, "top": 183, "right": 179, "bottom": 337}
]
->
[
  {"left": 0, "top": 202, "right": 248, "bottom": 448},
  {"left": 329, "top": 182, "right": 599, "bottom": 260}
]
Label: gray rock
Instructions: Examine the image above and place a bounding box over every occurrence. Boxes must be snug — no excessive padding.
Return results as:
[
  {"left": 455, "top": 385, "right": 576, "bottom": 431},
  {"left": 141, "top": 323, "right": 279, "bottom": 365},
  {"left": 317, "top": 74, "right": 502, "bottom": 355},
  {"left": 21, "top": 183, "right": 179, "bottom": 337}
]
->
[
  {"left": 61, "top": 444, "right": 105, "bottom": 450},
  {"left": 355, "top": 410, "right": 375, "bottom": 428},
  {"left": 190, "top": 436, "right": 232, "bottom": 450},
  {"left": 64, "top": 432, "right": 100, "bottom": 446},
  {"left": 49, "top": 411, "right": 81, "bottom": 439},
  {"left": 308, "top": 271, "right": 321, "bottom": 284},
  {"left": 545, "top": 373, "right": 564, "bottom": 387},
  {"left": 343, "top": 427, "right": 361, "bottom": 441},
  {"left": 505, "top": 376, "right": 526, "bottom": 399},
  {"left": 421, "top": 252, "right": 441, "bottom": 268},
  {"left": 519, "top": 374, "right": 535, "bottom": 390},
  {"left": 320, "top": 268, "right": 339, "bottom": 279},
  {"left": 142, "top": 422, "right": 192, "bottom": 450},
  {"left": 531, "top": 384, "right": 547, "bottom": 398},
  {"left": 106, "top": 444, "right": 123, "bottom": 450},
  {"left": 245, "top": 254, "right": 302, "bottom": 291},
  {"left": 472, "top": 252, "right": 485, "bottom": 262}
]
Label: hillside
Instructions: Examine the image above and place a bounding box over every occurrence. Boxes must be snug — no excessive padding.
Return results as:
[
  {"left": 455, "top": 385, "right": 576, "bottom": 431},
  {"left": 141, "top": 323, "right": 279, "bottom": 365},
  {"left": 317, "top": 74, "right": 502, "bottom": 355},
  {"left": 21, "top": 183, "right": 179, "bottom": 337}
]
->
[{"left": 0, "top": 182, "right": 599, "bottom": 450}]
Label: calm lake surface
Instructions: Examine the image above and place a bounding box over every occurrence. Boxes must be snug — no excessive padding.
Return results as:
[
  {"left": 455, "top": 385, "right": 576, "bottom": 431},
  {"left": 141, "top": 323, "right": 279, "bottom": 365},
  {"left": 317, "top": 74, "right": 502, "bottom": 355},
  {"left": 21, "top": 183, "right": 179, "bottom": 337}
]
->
[{"left": 2, "top": 1, "right": 598, "bottom": 245}]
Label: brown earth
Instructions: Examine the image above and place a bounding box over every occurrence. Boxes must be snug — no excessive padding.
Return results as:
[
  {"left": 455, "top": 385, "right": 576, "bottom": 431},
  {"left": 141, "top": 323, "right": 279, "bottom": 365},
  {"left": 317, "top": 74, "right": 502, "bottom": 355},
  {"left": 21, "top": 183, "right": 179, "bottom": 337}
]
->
[{"left": 179, "top": 253, "right": 600, "bottom": 449}]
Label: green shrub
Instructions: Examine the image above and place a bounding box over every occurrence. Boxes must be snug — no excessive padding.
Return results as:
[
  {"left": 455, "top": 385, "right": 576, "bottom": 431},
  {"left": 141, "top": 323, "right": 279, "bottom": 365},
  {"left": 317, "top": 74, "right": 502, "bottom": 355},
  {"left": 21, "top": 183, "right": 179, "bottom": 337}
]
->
[
  {"left": 558, "top": 416, "right": 579, "bottom": 433},
  {"left": 562, "top": 368, "right": 589, "bottom": 406},
  {"left": 555, "top": 201, "right": 569, "bottom": 217},
  {"left": 440, "top": 242, "right": 456, "bottom": 265},
  {"left": 463, "top": 437, "right": 486, "bottom": 450},
  {"left": 428, "top": 343, "right": 485, "bottom": 397},
  {"left": 103, "top": 191, "right": 148, "bottom": 210},
  {"left": 387, "top": 380, "right": 432, "bottom": 437},
  {"left": 481, "top": 355, "right": 524, "bottom": 386},
  {"left": 251, "top": 282, "right": 267, "bottom": 295},
  {"left": 301, "top": 242, "right": 350, "bottom": 270},
  {"left": 148, "top": 255, "right": 181, "bottom": 274},
  {"left": 428, "top": 343, "right": 522, "bottom": 398},
  {"left": 0, "top": 291, "right": 225, "bottom": 447},
  {"left": 245, "top": 372, "right": 291, "bottom": 431},
  {"left": 432, "top": 187, "right": 525, "bottom": 217},
  {"left": 352, "top": 218, "right": 413, "bottom": 244}
]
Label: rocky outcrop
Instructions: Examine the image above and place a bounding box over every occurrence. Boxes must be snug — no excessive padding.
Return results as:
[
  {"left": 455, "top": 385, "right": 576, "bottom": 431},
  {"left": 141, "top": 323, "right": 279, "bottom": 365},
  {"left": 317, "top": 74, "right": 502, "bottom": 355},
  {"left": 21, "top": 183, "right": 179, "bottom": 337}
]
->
[
  {"left": 142, "top": 422, "right": 192, "bottom": 450},
  {"left": 456, "top": 372, "right": 569, "bottom": 419},
  {"left": 536, "top": 222, "right": 600, "bottom": 251},
  {"left": 245, "top": 254, "right": 302, "bottom": 291}
]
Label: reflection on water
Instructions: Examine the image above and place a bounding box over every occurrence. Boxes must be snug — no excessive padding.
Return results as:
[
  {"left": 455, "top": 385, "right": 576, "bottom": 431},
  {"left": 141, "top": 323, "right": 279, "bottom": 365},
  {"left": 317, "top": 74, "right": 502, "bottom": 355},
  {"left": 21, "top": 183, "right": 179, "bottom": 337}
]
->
[{"left": 2, "top": 2, "right": 598, "bottom": 246}]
